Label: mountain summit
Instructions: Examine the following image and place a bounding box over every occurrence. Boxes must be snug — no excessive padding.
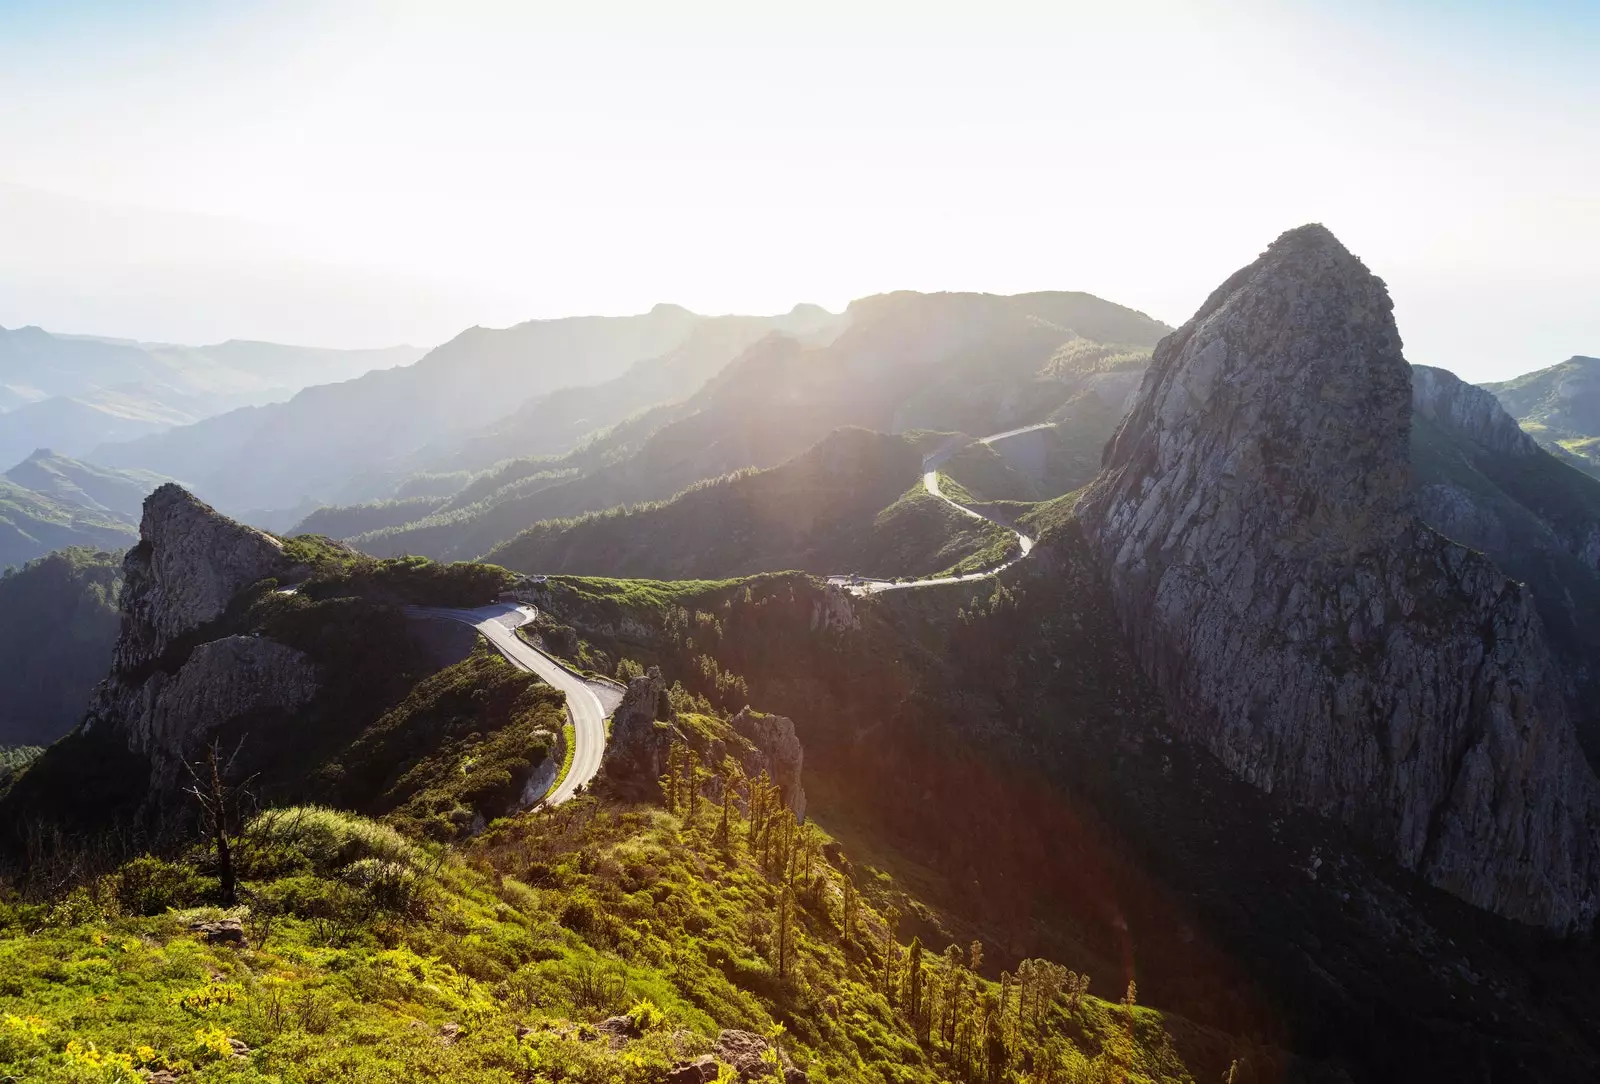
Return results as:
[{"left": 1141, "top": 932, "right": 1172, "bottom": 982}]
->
[{"left": 1079, "top": 224, "right": 1600, "bottom": 929}]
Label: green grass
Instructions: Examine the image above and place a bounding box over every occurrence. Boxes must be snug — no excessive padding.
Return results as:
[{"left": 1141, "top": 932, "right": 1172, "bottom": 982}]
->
[
  {"left": 548, "top": 721, "right": 577, "bottom": 800},
  {"left": 0, "top": 789, "right": 1232, "bottom": 1084}
]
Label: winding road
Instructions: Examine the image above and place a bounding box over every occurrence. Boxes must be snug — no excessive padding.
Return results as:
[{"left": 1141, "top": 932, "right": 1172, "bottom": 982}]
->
[
  {"left": 410, "top": 602, "right": 622, "bottom": 807},
  {"left": 408, "top": 423, "right": 1052, "bottom": 807},
  {"left": 827, "top": 424, "right": 1048, "bottom": 595}
]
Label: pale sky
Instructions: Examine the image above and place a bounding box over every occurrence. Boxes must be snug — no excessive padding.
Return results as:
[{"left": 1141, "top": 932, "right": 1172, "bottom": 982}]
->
[{"left": 0, "top": 0, "right": 1595, "bottom": 381}]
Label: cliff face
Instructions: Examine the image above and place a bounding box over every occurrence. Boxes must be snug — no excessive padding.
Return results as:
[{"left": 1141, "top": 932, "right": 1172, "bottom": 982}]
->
[
  {"left": 87, "top": 485, "right": 316, "bottom": 779},
  {"left": 1413, "top": 365, "right": 1541, "bottom": 460},
  {"left": 1078, "top": 224, "right": 1600, "bottom": 929}
]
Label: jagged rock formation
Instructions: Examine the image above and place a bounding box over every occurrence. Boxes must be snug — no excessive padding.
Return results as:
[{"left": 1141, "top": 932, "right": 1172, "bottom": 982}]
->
[
  {"left": 133, "top": 636, "right": 317, "bottom": 758},
  {"left": 116, "top": 484, "right": 285, "bottom": 668},
  {"left": 599, "top": 667, "right": 681, "bottom": 800},
  {"left": 1078, "top": 224, "right": 1600, "bottom": 929},
  {"left": 730, "top": 708, "right": 806, "bottom": 821},
  {"left": 86, "top": 485, "right": 311, "bottom": 779}
]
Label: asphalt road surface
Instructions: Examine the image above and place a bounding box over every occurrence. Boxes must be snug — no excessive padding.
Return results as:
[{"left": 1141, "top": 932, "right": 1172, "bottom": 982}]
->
[
  {"left": 826, "top": 426, "right": 1043, "bottom": 594},
  {"left": 411, "top": 602, "right": 616, "bottom": 806}
]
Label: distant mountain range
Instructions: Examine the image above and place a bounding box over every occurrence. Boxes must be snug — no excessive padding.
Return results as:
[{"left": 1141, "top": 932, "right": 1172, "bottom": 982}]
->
[
  {"left": 89, "top": 304, "right": 836, "bottom": 518},
  {"left": 0, "top": 324, "right": 423, "bottom": 467},
  {"left": 304, "top": 291, "right": 1168, "bottom": 560}
]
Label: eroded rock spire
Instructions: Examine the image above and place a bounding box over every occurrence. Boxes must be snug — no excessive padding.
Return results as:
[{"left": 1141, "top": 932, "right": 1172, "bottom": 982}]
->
[{"left": 1079, "top": 224, "right": 1600, "bottom": 929}]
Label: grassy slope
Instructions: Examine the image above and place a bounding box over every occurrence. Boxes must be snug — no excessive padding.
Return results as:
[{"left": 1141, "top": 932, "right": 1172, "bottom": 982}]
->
[
  {"left": 1483, "top": 357, "right": 1600, "bottom": 478},
  {"left": 0, "top": 791, "right": 1239, "bottom": 1084},
  {"left": 0, "top": 478, "right": 136, "bottom": 571},
  {"left": 2, "top": 451, "right": 169, "bottom": 520}
]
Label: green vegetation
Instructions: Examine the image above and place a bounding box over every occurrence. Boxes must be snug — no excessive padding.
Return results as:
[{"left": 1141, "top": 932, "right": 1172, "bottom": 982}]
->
[
  {"left": 485, "top": 430, "right": 1013, "bottom": 582},
  {"left": 325, "top": 294, "right": 1167, "bottom": 565},
  {"left": 283, "top": 537, "right": 516, "bottom": 608},
  {"left": 289, "top": 496, "right": 451, "bottom": 540},
  {"left": 0, "top": 478, "right": 135, "bottom": 572},
  {"left": 1483, "top": 355, "right": 1600, "bottom": 478},
  {"left": 0, "top": 547, "right": 123, "bottom": 746},
  {"left": 3, "top": 450, "right": 169, "bottom": 522},
  {"left": 0, "top": 773, "right": 1232, "bottom": 1084},
  {"left": 323, "top": 643, "right": 565, "bottom": 842},
  {"left": 0, "top": 746, "right": 42, "bottom": 795}
]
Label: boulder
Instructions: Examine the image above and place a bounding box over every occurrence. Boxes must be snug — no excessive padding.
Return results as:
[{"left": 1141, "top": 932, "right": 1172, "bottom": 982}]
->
[
  {"left": 665, "top": 1055, "right": 722, "bottom": 1083},
  {"left": 188, "top": 918, "right": 246, "bottom": 947}
]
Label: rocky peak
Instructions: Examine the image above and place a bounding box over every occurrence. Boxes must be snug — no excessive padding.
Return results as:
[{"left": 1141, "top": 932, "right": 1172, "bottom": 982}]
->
[
  {"left": 88, "top": 485, "right": 311, "bottom": 775},
  {"left": 1079, "top": 225, "right": 1600, "bottom": 929},
  {"left": 1412, "top": 364, "right": 1539, "bottom": 458},
  {"left": 1098, "top": 223, "right": 1413, "bottom": 562},
  {"left": 119, "top": 484, "right": 285, "bottom": 667}
]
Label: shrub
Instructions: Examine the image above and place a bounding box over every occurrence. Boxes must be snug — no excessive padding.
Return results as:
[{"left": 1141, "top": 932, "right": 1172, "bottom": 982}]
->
[
  {"left": 115, "top": 855, "right": 208, "bottom": 916},
  {"left": 247, "top": 806, "right": 426, "bottom": 874}
]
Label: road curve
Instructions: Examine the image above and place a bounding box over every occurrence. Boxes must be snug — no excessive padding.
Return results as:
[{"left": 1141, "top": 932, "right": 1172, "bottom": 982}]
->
[
  {"left": 410, "top": 602, "right": 614, "bottom": 807},
  {"left": 827, "top": 426, "right": 1044, "bottom": 595}
]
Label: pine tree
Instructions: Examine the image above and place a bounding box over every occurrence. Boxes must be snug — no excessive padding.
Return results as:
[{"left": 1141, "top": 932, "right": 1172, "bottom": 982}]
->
[
  {"left": 660, "top": 743, "right": 677, "bottom": 813},
  {"left": 905, "top": 936, "right": 924, "bottom": 1021},
  {"left": 841, "top": 874, "right": 859, "bottom": 948},
  {"left": 776, "top": 883, "right": 795, "bottom": 981},
  {"left": 685, "top": 748, "right": 702, "bottom": 823},
  {"left": 881, "top": 904, "right": 901, "bottom": 1003}
]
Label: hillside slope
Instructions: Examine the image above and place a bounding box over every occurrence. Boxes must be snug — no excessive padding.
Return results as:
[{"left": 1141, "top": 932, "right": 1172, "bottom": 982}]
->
[
  {"left": 0, "top": 476, "right": 136, "bottom": 570},
  {"left": 1483, "top": 355, "right": 1600, "bottom": 477},
  {"left": 485, "top": 428, "right": 1014, "bottom": 580},
  {"left": 3, "top": 449, "right": 173, "bottom": 520},
  {"left": 0, "top": 548, "right": 122, "bottom": 747}
]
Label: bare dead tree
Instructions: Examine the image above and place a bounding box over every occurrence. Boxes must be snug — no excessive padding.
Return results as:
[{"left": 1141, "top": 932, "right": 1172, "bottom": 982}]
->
[{"left": 182, "top": 737, "right": 256, "bottom": 907}]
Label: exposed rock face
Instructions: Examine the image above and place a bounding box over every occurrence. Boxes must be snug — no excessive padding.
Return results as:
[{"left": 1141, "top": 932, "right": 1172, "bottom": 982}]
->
[
  {"left": 730, "top": 707, "right": 807, "bottom": 821},
  {"left": 1078, "top": 224, "right": 1600, "bottom": 929},
  {"left": 1414, "top": 364, "right": 1600, "bottom": 571},
  {"left": 1420, "top": 367, "right": 1542, "bottom": 460},
  {"left": 1413, "top": 365, "right": 1542, "bottom": 461},
  {"left": 87, "top": 485, "right": 311, "bottom": 781},
  {"left": 132, "top": 636, "right": 317, "bottom": 757},
  {"left": 115, "top": 484, "right": 285, "bottom": 669},
  {"left": 599, "top": 667, "right": 681, "bottom": 799}
]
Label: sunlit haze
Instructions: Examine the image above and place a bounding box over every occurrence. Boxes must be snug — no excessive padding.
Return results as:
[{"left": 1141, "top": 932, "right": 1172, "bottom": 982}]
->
[{"left": 2, "top": 0, "right": 1595, "bottom": 380}]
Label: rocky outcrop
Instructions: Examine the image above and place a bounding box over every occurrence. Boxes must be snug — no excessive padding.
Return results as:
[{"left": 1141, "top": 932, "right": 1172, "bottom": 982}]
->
[
  {"left": 730, "top": 708, "right": 806, "bottom": 821},
  {"left": 133, "top": 636, "right": 317, "bottom": 758},
  {"left": 599, "top": 667, "right": 681, "bottom": 799},
  {"left": 1078, "top": 224, "right": 1600, "bottom": 929},
  {"left": 86, "top": 485, "right": 310, "bottom": 781},
  {"left": 114, "top": 484, "right": 284, "bottom": 670},
  {"left": 1413, "top": 365, "right": 1541, "bottom": 460}
]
